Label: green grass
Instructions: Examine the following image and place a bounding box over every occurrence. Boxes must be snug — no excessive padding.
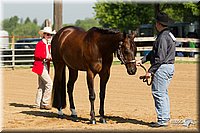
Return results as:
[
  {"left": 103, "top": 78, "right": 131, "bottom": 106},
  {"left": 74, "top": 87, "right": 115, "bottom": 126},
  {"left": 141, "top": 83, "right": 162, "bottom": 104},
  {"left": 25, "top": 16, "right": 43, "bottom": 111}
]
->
[
  {"left": 112, "top": 61, "right": 121, "bottom": 65},
  {"left": 175, "top": 60, "right": 199, "bottom": 64}
]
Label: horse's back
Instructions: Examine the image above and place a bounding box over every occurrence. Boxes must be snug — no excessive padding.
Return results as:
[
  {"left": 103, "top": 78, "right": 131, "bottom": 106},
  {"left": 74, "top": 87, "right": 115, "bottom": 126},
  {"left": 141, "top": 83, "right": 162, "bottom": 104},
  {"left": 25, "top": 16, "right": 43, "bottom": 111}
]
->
[
  {"left": 52, "top": 26, "right": 85, "bottom": 47},
  {"left": 51, "top": 26, "right": 88, "bottom": 70}
]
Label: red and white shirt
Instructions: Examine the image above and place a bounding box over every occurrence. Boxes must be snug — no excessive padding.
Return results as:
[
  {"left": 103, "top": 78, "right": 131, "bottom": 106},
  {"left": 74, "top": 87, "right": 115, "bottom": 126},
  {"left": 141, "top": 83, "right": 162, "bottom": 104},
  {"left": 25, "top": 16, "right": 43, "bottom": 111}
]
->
[{"left": 32, "top": 39, "right": 51, "bottom": 75}]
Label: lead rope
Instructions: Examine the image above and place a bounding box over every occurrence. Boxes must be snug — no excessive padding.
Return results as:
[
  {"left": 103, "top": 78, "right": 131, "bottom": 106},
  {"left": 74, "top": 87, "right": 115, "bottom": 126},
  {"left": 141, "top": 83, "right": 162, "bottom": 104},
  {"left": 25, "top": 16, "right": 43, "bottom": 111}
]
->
[{"left": 139, "top": 64, "right": 153, "bottom": 86}]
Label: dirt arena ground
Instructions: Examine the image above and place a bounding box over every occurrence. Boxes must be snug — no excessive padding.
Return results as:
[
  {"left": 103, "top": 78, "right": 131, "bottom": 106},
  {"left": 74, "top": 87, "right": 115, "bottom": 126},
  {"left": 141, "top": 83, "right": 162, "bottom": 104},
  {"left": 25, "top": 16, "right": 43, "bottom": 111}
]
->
[{"left": 1, "top": 63, "right": 199, "bottom": 132}]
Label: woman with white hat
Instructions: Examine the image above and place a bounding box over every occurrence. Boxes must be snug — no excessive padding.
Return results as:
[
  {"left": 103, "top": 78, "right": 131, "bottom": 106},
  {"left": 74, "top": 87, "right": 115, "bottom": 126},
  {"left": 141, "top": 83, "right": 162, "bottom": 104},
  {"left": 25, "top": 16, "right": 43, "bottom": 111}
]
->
[{"left": 32, "top": 27, "right": 56, "bottom": 110}]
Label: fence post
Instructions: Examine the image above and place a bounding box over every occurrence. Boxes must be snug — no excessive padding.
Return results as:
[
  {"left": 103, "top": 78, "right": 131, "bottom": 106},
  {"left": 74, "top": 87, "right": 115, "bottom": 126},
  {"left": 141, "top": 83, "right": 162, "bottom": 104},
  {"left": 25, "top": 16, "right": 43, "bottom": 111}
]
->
[{"left": 11, "top": 35, "right": 15, "bottom": 70}]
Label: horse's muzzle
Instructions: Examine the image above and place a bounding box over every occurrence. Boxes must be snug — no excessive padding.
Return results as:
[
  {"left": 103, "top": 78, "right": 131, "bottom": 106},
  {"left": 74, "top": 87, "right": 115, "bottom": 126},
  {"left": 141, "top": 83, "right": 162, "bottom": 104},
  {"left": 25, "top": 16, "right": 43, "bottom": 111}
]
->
[{"left": 127, "top": 67, "right": 137, "bottom": 75}]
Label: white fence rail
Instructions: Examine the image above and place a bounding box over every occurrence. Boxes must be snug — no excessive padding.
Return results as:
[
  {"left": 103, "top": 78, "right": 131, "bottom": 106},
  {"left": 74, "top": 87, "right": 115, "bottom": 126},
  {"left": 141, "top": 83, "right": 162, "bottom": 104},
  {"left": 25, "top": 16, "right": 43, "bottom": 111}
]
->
[
  {"left": 134, "top": 37, "right": 200, "bottom": 43},
  {"left": 0, "top": 37, "right": 199, "bottom": 68},
  {"left": 137, "top": 47, "right": 199, "bottom": 52},
  {"left": 135, "top": 37, "right": 199, "bottom": 61},
  {"left": 0, "top": 47, "right": 199, "bottom": 69},
  {"left": 0, "top": 48, "right": 35, "bottom": 68}
]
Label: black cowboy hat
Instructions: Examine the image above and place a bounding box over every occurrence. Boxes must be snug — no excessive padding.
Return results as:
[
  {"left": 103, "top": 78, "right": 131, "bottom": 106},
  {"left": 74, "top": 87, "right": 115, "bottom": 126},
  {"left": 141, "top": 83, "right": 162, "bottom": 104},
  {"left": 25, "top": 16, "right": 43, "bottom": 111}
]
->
[{"left": 156, "top": 12, "right": 174, "bottom": 26}]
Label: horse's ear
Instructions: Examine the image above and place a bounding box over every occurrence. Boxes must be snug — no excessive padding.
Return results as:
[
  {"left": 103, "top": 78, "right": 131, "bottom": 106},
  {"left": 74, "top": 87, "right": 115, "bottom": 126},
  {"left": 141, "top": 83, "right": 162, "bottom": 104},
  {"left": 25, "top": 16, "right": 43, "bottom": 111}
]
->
[
  {"left": 130, "top": 31, "right": 137, "bottom": 39},
  {"left": 123, "top": 31, "right": 127, "bottom": 38}
]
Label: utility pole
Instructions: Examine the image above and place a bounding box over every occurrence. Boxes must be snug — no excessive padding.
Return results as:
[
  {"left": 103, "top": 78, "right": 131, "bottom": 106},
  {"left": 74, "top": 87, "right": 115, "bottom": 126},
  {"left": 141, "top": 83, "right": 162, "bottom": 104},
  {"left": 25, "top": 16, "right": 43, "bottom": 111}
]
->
[
  {"left": 44, "top": 19, "right": 51, "bottom": 27},
  {"left": 53, "top": 0, "right": 63, "bottom": 32},
  {"left": 154, "top": 4, "right": 160, "bottom": 18},
  {"left": 153, "top": 4, "right": 160, "bottom": 34}
]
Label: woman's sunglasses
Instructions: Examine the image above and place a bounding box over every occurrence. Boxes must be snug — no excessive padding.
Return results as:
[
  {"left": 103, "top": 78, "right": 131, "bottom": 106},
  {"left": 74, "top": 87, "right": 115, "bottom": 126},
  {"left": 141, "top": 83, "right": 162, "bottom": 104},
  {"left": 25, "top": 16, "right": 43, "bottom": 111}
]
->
[{"left": 44, "top": 33, "right": 52, "bottom": 36}]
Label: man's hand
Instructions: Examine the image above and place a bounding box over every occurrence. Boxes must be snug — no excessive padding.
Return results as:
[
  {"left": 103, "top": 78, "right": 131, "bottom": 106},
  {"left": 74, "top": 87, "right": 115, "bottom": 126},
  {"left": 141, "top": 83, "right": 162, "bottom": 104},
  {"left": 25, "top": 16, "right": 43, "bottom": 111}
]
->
[
  {"left": 136, "top": 60, "right": 142, "bottom": 66},
  {"left": 145, "top": 72, "right": 151, "bottom": 79}
]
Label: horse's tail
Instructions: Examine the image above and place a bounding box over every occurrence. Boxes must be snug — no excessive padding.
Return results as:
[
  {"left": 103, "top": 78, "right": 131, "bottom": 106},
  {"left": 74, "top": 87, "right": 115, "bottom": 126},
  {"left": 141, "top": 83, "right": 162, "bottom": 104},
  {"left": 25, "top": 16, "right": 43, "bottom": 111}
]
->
[
  {"left": 51, "top": 32, "right": 67, "bottom": 109},
  {"left": 51, "top": 63, "right": 67, "bottom": 109}
]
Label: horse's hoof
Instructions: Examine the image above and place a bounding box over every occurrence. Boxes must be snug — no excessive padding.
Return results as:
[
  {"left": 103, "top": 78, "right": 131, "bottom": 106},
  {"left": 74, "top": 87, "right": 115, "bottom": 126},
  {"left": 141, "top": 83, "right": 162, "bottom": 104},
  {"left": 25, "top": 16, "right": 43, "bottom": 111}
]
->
[
  {"left": 90, "top": 119, "right": 96, "bottom": 124},
  {"left": 58, "top": 114, "right": 64, "bottom": 119},
  {"left": 99, "top": 118, "right": 107, "bottom": 124},
  {"left": 71, "top": 115, "right": 79, "bottom": 122},
  {"left": 71, "top": 114, "right": 77, "bottom": 118}
]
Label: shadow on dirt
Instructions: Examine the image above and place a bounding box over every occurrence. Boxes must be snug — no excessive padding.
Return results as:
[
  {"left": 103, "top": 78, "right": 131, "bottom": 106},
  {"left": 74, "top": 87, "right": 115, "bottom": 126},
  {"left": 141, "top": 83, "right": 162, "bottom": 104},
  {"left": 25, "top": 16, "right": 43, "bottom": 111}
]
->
[
  {"left": 105, "top": 115, "right": 150, "bottom": 126},
  {"left": 9, "top": 102, "right": 150, "bottom": 126},
  {"left": 20, "top": 110, "right": 92, "bottom": 124},
  {"left": 9, "top": 103, "right": 35, "bottom": 108}
]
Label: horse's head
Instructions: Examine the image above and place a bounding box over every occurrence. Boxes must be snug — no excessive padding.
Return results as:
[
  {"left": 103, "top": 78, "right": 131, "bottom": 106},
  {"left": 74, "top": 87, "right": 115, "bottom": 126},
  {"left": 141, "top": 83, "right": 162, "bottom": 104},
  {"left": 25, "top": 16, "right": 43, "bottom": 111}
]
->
[{"left": 117, "top": 31, "right": 137, "bottom": 75}]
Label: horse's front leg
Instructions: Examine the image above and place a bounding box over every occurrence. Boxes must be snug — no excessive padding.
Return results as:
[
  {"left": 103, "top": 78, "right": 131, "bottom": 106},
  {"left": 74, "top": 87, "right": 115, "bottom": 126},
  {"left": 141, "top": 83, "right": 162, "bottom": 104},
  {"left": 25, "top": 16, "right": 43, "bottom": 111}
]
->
[
  {"left": 99, "top": 67, "right": 110, "bottom": 123},
  {"left": 86, "top": 70, "right": 96, "bottom": 124}
]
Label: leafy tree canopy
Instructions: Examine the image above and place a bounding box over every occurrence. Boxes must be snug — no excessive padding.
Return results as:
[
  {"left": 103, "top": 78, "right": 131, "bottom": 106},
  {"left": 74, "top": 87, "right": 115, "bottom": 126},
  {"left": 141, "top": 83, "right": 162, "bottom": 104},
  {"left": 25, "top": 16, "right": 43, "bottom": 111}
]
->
[
  {"left": 13, "top": 22, "right": 40, "bottom": 37},
  {"left": 94, "top": 0, "right": 154, "bottom": 31},
  {"left": 2, "top": 16, "right": 40, "bottom": 37},
  {"left": 62, "top": 17, "right": 101, "bottom": 31},
  {"left": 74, "top": 17, "right": 101, "bottom": 31},
  {"left": 2, "top": 16, "right": 20, "bottom": 34},
  {"left": 160, "top": 2, "right": 200, "bottom": 22},
  {"left": 94, "top": 0, "right": 199, "bottom": 31}
]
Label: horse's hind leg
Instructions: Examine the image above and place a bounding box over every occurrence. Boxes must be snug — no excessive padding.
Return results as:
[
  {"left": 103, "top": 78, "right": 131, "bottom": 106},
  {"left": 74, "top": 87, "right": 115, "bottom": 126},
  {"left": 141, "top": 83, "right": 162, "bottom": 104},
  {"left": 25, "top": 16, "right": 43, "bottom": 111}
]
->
[{"left": 67, "top": 67, "right": 78, "bottom": 119}]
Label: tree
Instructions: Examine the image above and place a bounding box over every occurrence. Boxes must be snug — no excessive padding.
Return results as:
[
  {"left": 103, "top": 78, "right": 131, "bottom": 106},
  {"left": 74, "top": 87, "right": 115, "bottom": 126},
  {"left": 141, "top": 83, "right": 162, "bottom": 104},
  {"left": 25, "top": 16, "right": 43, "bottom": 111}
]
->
[
  {"left": 13, "top": 22, "right": 40, "bottom": 37},
  {"left": 2, "top": 16, "right": 19, "bottom": 35},
  {"left": 24, "top": 17, "right": 31, "bottom": 24},
  {"left": 159, "top": 2, "right": 200, "bottom": 22},
  {"left": 94, "top": 1, "right": 154, "bottom": 31},
  {"left": 33, "top": 18, "right": 38, "bottom": 25},
  {"left": 62, "top": 17, "right": 101, "bottom": 31},
  {"left": 75, "top": 18, "right": 101, "bottom": 30},
  {"left": 2, "top": 16, "right": 41, "bottom": 37},
  {"left": 94, "top": 1, "right": 199, "bottom": 31}
]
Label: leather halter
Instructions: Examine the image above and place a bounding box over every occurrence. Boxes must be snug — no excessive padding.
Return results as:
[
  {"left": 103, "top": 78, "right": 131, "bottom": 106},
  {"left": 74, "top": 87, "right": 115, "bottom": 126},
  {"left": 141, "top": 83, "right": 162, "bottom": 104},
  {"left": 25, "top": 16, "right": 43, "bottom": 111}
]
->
[{"left": 117, "top": 41, "right": 136, "bottom": 65}]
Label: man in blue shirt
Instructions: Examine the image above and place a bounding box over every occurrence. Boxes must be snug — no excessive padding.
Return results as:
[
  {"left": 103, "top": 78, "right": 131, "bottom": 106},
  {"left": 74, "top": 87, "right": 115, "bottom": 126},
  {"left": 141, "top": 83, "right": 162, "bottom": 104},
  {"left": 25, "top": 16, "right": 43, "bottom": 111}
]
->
[{"left": 136, "top": 12, "right": 176, "bottom": 127}]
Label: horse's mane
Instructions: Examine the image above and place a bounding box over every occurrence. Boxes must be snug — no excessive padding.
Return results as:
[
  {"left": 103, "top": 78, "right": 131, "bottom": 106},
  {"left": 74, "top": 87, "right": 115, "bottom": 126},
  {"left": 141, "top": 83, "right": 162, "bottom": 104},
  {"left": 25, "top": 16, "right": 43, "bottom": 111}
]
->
[{"left": 90, "top": 27, "right": 120, "bottom": 34}]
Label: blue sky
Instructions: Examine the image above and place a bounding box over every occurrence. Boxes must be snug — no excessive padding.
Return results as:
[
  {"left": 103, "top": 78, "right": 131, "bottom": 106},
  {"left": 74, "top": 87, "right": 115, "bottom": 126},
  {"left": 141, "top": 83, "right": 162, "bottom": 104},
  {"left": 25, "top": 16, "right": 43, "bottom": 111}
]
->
[{"left": 0, "top": 0, "right": 96, "bottom": 25}]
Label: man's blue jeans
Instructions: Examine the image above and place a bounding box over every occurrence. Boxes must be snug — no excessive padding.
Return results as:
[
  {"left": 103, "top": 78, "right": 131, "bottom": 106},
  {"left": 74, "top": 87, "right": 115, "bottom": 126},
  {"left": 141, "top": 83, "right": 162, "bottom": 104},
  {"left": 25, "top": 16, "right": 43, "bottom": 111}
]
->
[{"left": 152, "top": 64, "right": 174, "bottom": 125}]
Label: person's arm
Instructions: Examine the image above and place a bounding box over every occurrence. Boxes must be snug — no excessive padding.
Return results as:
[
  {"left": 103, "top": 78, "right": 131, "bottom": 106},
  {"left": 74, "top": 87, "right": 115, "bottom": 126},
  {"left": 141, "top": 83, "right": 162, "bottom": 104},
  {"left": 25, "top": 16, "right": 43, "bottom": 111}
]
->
[
  {"left": 148, "top": 36, "right": 168, "bottom": 74},
  {"left": 136, "top": 50, "right": 153, "bottom": 66},
  {"left": 141, "top": 50, "right": 153, "bottom": 64}
]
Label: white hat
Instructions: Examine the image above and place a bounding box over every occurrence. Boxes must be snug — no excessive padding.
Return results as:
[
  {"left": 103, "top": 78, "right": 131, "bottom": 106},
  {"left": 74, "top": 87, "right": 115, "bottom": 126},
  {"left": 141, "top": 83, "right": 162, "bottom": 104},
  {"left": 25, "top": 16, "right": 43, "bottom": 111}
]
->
[{"left": 38, "top": 27, "right": 56, "bottom": 35}]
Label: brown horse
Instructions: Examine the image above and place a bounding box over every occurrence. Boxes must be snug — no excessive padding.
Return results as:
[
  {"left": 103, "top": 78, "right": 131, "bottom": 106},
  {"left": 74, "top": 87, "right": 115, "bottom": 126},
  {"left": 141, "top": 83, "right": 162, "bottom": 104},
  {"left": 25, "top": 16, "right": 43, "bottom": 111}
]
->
[{"left": 51, "top": 26, "right": 137, "bottom": 124}]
